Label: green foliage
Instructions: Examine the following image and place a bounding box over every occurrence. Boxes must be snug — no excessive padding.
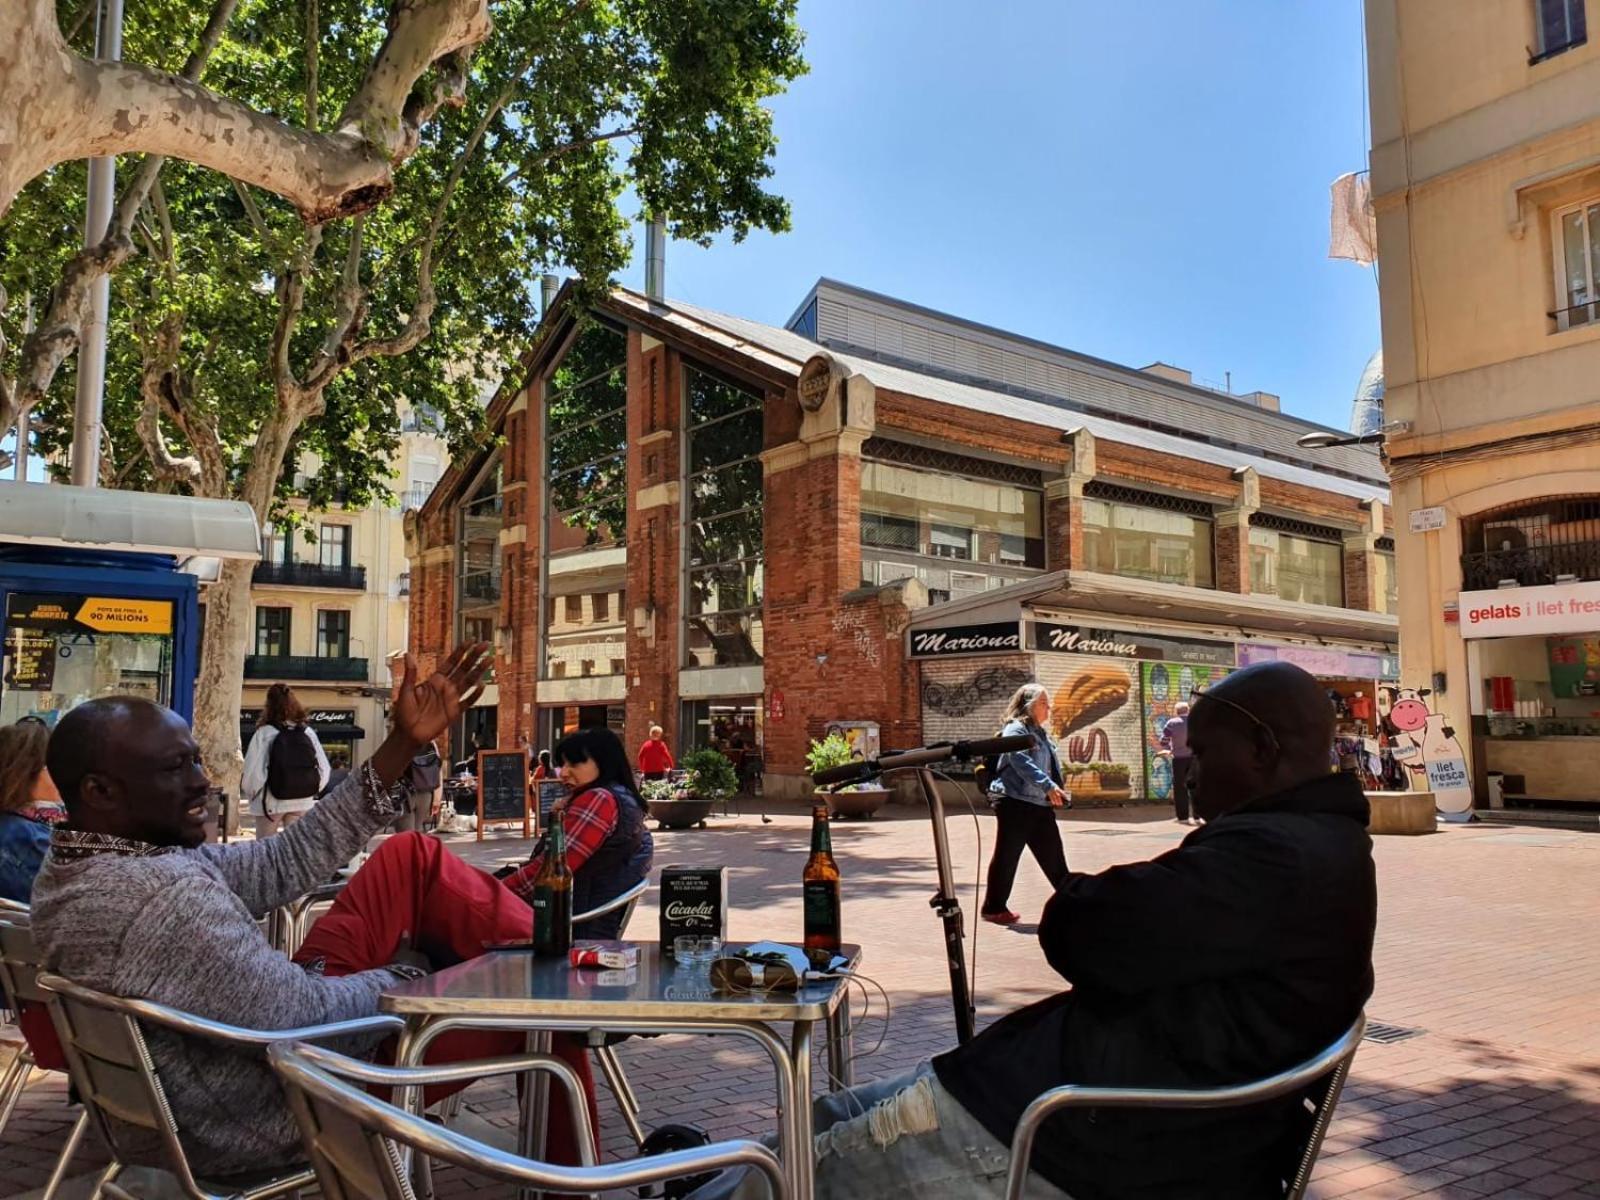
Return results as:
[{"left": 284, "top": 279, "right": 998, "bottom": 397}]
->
[
  {"left": 804, "top": 733, "right": 855, "bottom": 776},
  {"left": 2, "top": 0, "right": 807, "bottom": 505},
  {"left": 639, "top": 777, "right": 678, "bottom": 804},
  {"left": 680, "top": 747, "right": 738, "bottom": 799}
]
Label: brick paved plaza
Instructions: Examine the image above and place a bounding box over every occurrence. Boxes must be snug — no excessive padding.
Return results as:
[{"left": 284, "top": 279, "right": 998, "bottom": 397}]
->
[{"left": 5, "top": 803, "right": 1600, "bottom": 1199}]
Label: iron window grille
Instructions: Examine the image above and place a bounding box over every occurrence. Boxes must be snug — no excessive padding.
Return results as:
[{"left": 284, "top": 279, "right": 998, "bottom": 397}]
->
[
  {"left": 1082, "top": 480, "right": 1217, "bottom": 519},
  {"left": 1250, "top": 512, "right": 1346, "bottom": 543},
  {"left": 1461, "top": 495, "right": 1600, "bottom": 589}
]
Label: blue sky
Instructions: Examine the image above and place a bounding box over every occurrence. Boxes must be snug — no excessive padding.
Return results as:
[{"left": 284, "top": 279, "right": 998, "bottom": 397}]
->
[{"left": 615, "top": 0, "right": 1379, "bottom": 433}]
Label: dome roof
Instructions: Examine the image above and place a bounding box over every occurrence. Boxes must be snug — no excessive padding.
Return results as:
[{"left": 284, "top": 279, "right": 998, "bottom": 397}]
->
[{"left": 1350, "top": 349, "right": 1384, "bottom": 436}]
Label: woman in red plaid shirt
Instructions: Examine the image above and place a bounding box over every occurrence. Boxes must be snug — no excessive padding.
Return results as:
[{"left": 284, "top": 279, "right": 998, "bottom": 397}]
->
[{"left": 507, "top": 728, "right": 653, "bottom": 939}]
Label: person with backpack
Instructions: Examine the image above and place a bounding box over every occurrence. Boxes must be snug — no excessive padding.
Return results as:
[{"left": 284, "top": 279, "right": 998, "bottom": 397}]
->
[
  {"left": 980, "top": 682, "right": 1070, "bottom": 926},
  {"left": 242, "top": 683, "right": 330, "bottom": 838},
  {"left": 397, "top": 739, "right": 443, "bottom": 832}
]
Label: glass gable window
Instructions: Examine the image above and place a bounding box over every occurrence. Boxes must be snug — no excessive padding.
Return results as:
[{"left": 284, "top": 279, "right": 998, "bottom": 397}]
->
[
  {"left": 685, "top": 366, "right": 764, "bottom": 667},
  {"left": 859, "top": 453, "right": 1044, "bottom": 603},
  {"left": 1081, "top": 490, "right": 1215, "bottom": 589},
  {"left": 542, "top": 322, "right": 628, "bottom": 680},
  {"left": 546, "top": 322, "right": 628, "bottom": 553},
  {"left": 1249, "top": 523, "right": 1345, "bottom": 607},
  {"left": 458, "top": 454, "right": 503, "bottom": 673}
]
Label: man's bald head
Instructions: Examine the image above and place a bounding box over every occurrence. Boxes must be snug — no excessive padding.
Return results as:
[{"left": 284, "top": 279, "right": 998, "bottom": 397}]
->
[
  {"left": 47, "top": 697, "right": 213, "bottom": 847},
  {"left": 1186, "top": 663, "right": 1335, "bottom": 819}
]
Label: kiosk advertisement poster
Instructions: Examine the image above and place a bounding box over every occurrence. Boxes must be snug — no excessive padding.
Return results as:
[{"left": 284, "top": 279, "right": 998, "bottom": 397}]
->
[
  {"left": 1033, "top": 654, "right": 1143, "bottom": 802},
  {"left": 1142, "top": 661, "right": 1230, "bottom": 803}
]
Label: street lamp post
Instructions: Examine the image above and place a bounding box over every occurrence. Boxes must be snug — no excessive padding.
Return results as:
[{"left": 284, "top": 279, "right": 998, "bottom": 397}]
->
[
  {"left": 1296, "top": 421, "right": 1412, "bottom": 451},
  {"left": 70, "top": 0, "right": 126, "bottom": 489}
]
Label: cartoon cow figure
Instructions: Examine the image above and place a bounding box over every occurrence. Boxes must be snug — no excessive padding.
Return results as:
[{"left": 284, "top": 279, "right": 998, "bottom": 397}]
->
[{"left": 1381, "top": 686, "right": 1462, "bottom": 781}]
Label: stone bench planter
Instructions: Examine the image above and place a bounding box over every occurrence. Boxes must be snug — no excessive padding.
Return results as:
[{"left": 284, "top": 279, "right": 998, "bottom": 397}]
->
[{"left": 1365, "top": 790, "right": 1437, "bottom": 835}]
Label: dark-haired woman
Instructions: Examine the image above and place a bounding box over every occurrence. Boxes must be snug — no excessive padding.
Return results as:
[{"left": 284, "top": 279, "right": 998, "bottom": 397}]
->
[
  {"left": 506, "top": 727, "right": 653, "bottom": 939},
  {"left": 241, "top": 682, "right": 329, "bottom": 839}
]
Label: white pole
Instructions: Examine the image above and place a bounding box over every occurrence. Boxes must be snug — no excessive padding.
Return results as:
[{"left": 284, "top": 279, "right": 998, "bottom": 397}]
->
[
  {"left": 70, "top": 0, "right": 126, "bottom": 488},
  {"left": 17, "top": 293, "right": 33, "bottom": 482}
]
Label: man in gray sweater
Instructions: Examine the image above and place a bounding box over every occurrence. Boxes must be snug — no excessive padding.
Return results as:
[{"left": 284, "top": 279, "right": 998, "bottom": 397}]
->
[{"left": 32, "top": 644, "right": 595, "bottom": 1178}]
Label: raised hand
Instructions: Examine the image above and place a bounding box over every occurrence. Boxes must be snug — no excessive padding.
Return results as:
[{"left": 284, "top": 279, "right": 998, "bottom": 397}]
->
[{"left": 391, "top": 643, "right": 492, "bottom": 748}]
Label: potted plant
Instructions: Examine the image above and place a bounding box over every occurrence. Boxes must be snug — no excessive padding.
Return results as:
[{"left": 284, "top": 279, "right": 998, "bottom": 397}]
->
[
  {"left": 806, "top": 732, "right": 890, "bottom": 819},
  {"left": 645, "top": 748, "right": 732, "bottom": 829}
]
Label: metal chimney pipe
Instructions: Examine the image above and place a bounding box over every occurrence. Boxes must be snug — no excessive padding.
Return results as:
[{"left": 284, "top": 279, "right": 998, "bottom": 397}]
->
[
  {"left": 644, "top": 214, "right": 666, "bottom": 301},
  {"left": 540, "top": 274, "right": 559, "bottom": 317}
]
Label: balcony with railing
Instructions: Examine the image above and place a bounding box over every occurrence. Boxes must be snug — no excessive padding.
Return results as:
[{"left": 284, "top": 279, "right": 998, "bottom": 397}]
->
[
  {"left": 253, "top": 561, "right": 367, "bottom": 590},
  {"left": 401, "top": 484, "right": 435, "bottom": 511},
  {"left": 244, "top": 654, "right": 370, "bottom": 682},
  {"left": 1461, "top": 541, "right": 1600, "bottom": 590}
]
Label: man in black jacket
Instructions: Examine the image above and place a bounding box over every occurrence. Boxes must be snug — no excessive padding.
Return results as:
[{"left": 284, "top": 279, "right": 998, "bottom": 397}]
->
[{"left": 694, "top": 661, "right": 1376, "bottom": 1200}]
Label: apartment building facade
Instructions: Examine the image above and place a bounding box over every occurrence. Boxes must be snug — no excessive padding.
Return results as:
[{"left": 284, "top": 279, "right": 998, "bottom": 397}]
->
[
  {"left": 237, "top": 407, "right": 449, "bottom": 765},
  {"left": 1366, "top": 0, "right": 1600, "bottom": 812}
]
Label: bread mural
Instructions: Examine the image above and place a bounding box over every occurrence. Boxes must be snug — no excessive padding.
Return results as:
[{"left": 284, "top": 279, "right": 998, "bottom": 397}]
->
[{"left": 1035, "top": 656, "right": 1141, "bottom": 801}]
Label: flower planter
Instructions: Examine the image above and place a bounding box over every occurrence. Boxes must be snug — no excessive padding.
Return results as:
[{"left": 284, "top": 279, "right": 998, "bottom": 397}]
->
[
  {"left": 825, "top": 786, "right": 890, "bottom": 820},
  {"left": 648, "top": 797, "right": 714, "bottom": 830}
]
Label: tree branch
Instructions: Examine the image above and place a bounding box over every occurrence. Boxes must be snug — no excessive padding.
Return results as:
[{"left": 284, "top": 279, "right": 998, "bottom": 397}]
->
[
  {"left": 135, "top": 313, "right": 227, "bottom": 494},
  {"left": 0, "top": 0, "right": 494, "bottom": 224},
  {"left": 305, "top": 0, "right": 320, "bottom": 133},
  {"left": 0, "top": 0, "right": 240, "bottom": 446}
]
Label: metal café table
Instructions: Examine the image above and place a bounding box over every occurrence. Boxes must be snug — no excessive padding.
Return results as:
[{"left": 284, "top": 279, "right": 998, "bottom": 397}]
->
[{"left": 381, "top": 941, "right": 862, "bottom": 1199}]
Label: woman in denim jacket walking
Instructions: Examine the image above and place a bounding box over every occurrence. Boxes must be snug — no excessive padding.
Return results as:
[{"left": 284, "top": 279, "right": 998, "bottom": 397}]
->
[{"left": 981, "top": 683, "right": 1070, "bottom": 925}]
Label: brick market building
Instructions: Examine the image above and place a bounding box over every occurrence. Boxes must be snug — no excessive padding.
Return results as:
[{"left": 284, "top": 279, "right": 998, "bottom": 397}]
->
[{"left": 408, "top": 279, "right": 1399, "bottom": 802}]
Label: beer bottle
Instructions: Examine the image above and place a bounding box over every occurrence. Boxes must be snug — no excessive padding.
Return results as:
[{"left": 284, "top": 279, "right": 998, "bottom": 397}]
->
[
  {"left": 803, "top": 805, "right": 842, "bottom": 969},
  {"left": 530, "top": 819, "right": 574, "bottom": 958}
]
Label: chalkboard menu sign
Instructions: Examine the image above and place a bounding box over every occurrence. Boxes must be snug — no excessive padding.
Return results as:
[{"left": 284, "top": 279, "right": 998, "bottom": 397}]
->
[
  {"left": 537, "top": 780, "right": 566, "bottom": 828},
  {"left": 476, "top": 749, "right": 531, "bottom": 841}
]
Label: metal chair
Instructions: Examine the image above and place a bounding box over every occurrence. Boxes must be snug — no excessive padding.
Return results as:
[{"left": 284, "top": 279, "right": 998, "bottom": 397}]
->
[
  {"left": 1004, "top": 1014, "right": 1366, "bottom": 1200},
  {"left": 0, "top": 911, "right": 112, "bottom": 1200},
  {"left": 37, "top": 971, "right": 404, "bottom": 1200},
  {"left": 269, "top": 1039, "right": 789, "bottom": 1199},
  {"left": 267, "top": 878, "right": 350, "bottom": 957},
  {"left": 572, "top": 879, "right": 650, "bottom": 1148}
]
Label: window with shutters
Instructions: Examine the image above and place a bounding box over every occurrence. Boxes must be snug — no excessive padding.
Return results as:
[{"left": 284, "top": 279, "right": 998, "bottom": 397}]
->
[
  {"left": 316, "top": 610, "right": 351, "bottom": 659},
  {"left": 255, "top": 608, "right": 291, "bottom": 657}
]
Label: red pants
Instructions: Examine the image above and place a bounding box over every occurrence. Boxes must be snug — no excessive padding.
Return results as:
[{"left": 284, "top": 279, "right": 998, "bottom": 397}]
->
[{"left": 294, "top": 832, "right": 598, "bottom": 1165}]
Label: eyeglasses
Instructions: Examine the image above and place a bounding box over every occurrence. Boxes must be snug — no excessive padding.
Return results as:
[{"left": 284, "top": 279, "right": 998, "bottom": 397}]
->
[{"left": 1189, "top": 686, "right": 1280, "bottom": 756}]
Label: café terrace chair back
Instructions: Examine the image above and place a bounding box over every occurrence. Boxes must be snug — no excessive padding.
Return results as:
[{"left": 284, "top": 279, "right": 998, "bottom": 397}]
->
[
  {"left": 573, "top": 878, "right": 650, "bottom": 1147},
  {"left": 37, "top": 972, "right": 403, "bottom": 1200},
  {"left": 1, "top": 911, "right": 115, "bottom": 1200},
  {"left": 268, "top": 1040, "right": 789, "bottom": 1200},
  {"left": 1004, "top": 1014, "right": 1366, "bottom": 1200}
]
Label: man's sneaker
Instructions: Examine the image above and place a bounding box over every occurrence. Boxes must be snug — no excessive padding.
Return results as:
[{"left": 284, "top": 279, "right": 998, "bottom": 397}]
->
[{"left": 982, "top": 910, "right": 1021, "bottom": 926}]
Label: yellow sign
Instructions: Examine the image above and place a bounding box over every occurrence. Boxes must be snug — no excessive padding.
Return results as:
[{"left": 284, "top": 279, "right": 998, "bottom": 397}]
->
[{"left": 73, "top": 598, "right": 173, "bottom": 635}]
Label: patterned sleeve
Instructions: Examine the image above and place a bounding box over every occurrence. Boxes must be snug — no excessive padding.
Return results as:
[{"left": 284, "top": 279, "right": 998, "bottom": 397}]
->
[{"left": 504, "top": 787, "right": 619, "bottom": 900}]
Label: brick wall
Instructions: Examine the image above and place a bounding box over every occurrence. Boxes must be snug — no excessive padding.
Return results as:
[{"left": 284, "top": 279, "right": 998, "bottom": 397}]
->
[{"left": 624, "top": 336, "right": 683, "bottom": 753}]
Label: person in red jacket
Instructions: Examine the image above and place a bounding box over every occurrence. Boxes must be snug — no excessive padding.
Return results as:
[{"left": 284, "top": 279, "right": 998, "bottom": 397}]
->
[{"left": 637, "top": 725, "right": 675, "bottom": 781}]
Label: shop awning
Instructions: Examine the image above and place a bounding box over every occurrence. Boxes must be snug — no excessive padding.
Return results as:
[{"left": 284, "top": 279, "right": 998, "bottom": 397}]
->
[
  {"left": 0, "top": 482, "right": 261, "bottom": 561},
  {"left": 906, "top": 569, "right": 1398, "bottom": 650}
]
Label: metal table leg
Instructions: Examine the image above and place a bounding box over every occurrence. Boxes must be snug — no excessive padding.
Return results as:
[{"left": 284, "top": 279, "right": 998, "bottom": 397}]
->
[
  {"left": 789, "top": 1021, "right": 815, "bottom": 1200},
  {"left": 520, "top": 1029, "right": 553, "bottom": 1200},
  {"left": 825, "top": 990, "right": 854, "bottom": 1091}
]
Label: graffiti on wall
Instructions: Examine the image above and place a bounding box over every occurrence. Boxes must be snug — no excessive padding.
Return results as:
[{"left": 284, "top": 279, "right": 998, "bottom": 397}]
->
[
  {"left": 1033, "top": 655, "right": 1143, "bottom": 802},
  {"left": 1141, "top": 661, "right": 1229, "bottom": 802},
  {"left": 920, "top": 658, "right": 1033, "bottom": 742}
]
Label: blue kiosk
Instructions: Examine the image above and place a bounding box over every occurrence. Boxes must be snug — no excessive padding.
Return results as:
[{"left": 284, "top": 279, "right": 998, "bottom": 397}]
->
[{"left": 0, "top": 482, "right": 260, "bottom": 725}]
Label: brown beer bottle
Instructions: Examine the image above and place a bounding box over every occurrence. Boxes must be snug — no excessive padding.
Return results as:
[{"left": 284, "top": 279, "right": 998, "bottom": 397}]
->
[
  {"left": 803, "top": 805, "right": 842, "bottom": 969},
  {"left": 530, "top": 820, "right": 574, "bottom": 957}
]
